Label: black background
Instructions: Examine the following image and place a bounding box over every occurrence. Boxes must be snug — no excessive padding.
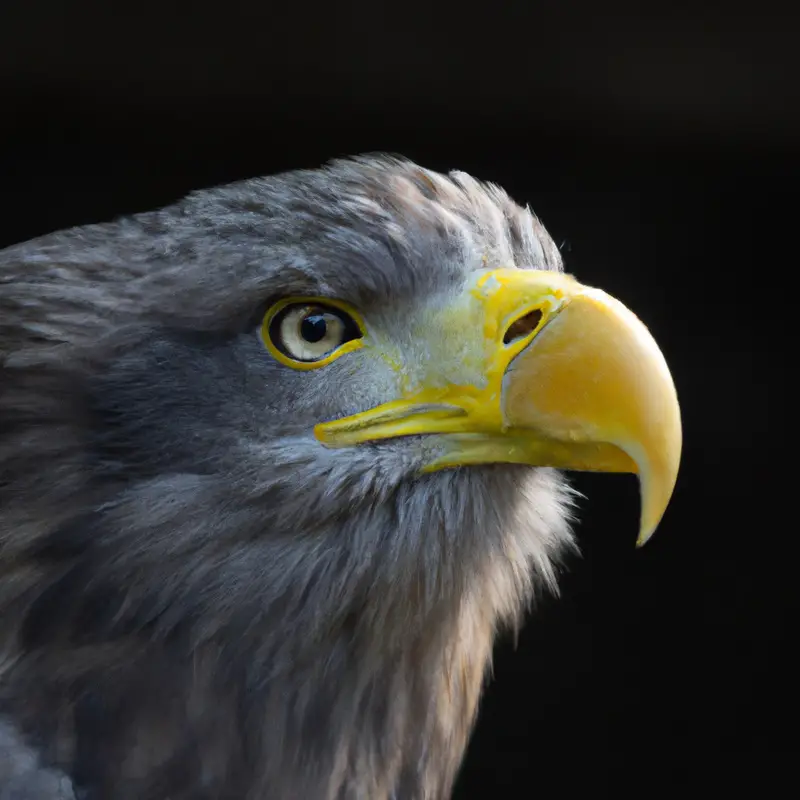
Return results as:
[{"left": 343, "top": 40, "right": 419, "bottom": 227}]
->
[{"left": 1, "top": 2, "right": 796, "bottom": 796}]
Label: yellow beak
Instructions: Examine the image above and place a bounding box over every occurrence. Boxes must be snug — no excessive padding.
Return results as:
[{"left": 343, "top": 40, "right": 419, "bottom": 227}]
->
[{"left": 315, "top": 269, "right": 682, "bottom": 546}]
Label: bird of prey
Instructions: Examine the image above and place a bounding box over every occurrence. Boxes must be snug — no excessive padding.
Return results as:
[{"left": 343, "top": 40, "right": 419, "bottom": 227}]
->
[{"left": 0, "top": 155, "right": 681, "bottom": 800}]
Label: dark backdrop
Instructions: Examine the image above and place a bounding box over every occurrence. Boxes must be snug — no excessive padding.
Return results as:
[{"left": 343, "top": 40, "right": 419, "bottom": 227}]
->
[{"left": 1, "top": 2, "right": 796, "bottom": 796}]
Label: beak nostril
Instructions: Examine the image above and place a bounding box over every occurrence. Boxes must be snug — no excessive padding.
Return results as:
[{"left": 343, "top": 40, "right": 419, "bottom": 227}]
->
[{"left": 503, "top": 309, "right": 543, "bottom": 345}]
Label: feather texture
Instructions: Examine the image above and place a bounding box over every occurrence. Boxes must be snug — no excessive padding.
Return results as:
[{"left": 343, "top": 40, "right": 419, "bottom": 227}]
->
[{"left": 0, "top": 156, "right": 575, "bottom": 799}]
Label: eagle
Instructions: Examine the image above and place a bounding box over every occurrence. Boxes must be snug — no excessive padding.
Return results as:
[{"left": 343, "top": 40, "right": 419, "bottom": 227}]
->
[{"left": 0, "top": 155, "right": 681, "bottom": 799}]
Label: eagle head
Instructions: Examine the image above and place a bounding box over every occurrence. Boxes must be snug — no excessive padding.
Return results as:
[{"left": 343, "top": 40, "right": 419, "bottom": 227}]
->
[{"left": 0, "top": 155, "right": 680, "bottom": 798}]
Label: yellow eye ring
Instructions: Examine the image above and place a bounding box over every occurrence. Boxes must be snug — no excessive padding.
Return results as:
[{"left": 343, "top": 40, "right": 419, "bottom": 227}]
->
[{"left": 261, "top": 296, "right": 366, "bottom": 370}]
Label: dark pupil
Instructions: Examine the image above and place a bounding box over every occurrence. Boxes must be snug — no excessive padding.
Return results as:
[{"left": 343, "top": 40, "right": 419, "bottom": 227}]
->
[{"left": 300, "top": 314, "right": 328, "bottom": 343}]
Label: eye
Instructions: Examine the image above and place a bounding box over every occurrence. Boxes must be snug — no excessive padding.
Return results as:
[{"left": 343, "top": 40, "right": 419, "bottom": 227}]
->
[
  {"left": 273, "top": 305, "right": 350, "bottom": 361},
  {"left": 262, "top": 298, "right": 365, "bottom": 369}
]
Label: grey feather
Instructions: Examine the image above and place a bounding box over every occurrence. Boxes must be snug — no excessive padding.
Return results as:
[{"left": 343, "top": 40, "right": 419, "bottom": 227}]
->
[
  {"left": 0, "top": 156, "right": 575, "bottom": 799},
  {"left": 0, "top": 721, "right": 76, "bottom": 799}
]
